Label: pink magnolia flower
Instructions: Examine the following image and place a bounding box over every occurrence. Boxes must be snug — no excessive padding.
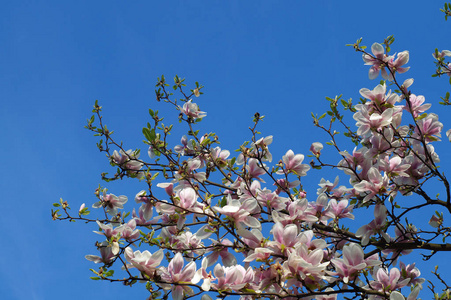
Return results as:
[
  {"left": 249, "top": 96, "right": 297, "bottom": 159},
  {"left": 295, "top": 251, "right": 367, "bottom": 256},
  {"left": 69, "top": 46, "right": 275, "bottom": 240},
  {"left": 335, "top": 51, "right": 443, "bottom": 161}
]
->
[
  {"left": 325, "top": 199, "right": 354, "bottom": 221},
  {"left": 255, "top": 188, "right": 288, "bottom": 211},
  {"left": 85, "top": 241, "right": 116, "bottom": 264},
  {"left": 93, "top": 220, "right": 123, "bottom": 238},
  {"left": 111, "top": 149, "right": 144, "bottom": 178},
  {"left": 368, "top": 267, "right": 410, "bottom": 293},
  {"left": 362, "top": 43, "right": 409, "bottom": 81},
  {"left": 78, "top": 203, "right": 86, "bottom": 214},
  {"left": 210, "top": 146, "right": 230, "bottom": 167},
  {"left": 385, "top": 50, "right": 410, "bottom": 80},
  {"left": 134, "top": 190, "right": 154, "bottom": 220},
  {"left": 310, "top": 142, "right": 323, "bottom": 156},
  {"left": 212, "top": 197, "right": 260, "bottom": 229},
  {"left": 362, "top": 43, "right": 389, "bottom": 80},
  {"left": 156, "top": 182, "right": 174, "bottom": 196},
  {"left": 338, "top": 147, "right": 371, "bottom": 178},
  {"left": 308, "top": 193, "right": 330, "bottom": 225},
  {"left": 276, "top": 150, "right": 310, "bottom": 176},
  {"left": 159, "top": 253, "right": 198, "bottom": 300},
  {"left": 176, "top": 187, "right": 204, "bottom": 212},
  {"left": 359, "top": 84, "right": 399, "bottom": 108},
  {"left": 414, "top": 113, "right": 443, "bottom": 142},
  {"left": 269, "top": 222, "right": 301, "bottom": 256},
  {"left": 176, "top": 157, "right": 207, "bottom": 183},
  {"left": 399, "top": 261, "right": 425, "bottom": 287},
  {"left": 356, "top": 204, "right": 389, "bottom": 246},
  {"left": 237, "top": 227, "right": 265, "bottom": 249},
  {"left": 404, "top": 94, "right": 431, "bottom": 118},
  {"left": 400, "top": 78, "right": 414, "bottom": 95},
  {"left": 124, "top": 248, "right": 164, "bottom": 277},
  {"left": 92, "top": 192, "right": 128, "bottom": 216},
  {"left": 179, "top": 100, "right": 206, "bottom": 119},
  {"left": 283, "top": 244, "right": 329, "bottom": 288},
  {"left": 131, "top": 206, "right": 154, "bottom": 226},
  {"left": 210, "top": 264, "right": 255, "bottom": 292},
  {"left": 173, "top": 231, "right": 206, "bottom": 256},
  {"left": 317, "top": 176, "right": 339, "bottom": 194},
  {"left": 243, "top": 247, "right": 273, "bottom": 263},
  {"left": 252, "top": 136, "right": 273, "bottom": 162},
  {"left": 272, "top": 198, "right": 318, "bottom": 226},
  {"left": 429, "top": 213, "right": 443, "bottom": 228},
  {"left": 246, "top": 158, "right": 267, "bottom": 181},
  {"left": 433, "top": 49, "right": 451, "bottom": 60},
  {"left": 273, "top": 178, "right": 300, "bottom": 195},
  {"left": 331, "top": 243, "right": 379, "bottom": 283},
  {"left": 205, "top": 239, "right": 237, "bottom": 267},
  {"left": 353, "top": 105, "right": 394, "bottom": 137},
  {"left": 174, "top": 135, "right": 197, "bottom": 155},
  {"left": 117, "top": 218, "right": 140, "bottom": 241},
  {"left": 378, "top": 156, "right": 410, "bottom": 178},
  {"left": 353, "top": 167, "right": 389, "bottom": 203}
]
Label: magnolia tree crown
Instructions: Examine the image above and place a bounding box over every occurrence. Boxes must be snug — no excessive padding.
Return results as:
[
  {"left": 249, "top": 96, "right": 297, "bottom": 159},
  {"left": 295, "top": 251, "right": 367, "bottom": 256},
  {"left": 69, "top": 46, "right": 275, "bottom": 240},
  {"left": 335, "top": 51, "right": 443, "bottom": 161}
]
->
[{"left": 53, "top": 32, "right": 451, "bottom": 300}]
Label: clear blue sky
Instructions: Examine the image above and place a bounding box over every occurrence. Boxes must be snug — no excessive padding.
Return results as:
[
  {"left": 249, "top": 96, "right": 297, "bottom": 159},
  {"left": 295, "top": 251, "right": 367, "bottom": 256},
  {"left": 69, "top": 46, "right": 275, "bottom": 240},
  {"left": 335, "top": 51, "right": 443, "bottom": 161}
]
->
[{"left": 1, "top": 1, "right": 451, "bottom": 299}]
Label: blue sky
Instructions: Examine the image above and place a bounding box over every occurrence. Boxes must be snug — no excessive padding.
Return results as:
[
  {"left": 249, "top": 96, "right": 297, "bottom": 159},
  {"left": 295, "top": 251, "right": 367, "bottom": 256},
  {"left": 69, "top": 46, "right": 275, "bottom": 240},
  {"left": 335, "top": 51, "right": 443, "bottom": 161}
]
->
[{"left": 1, "top": 1, "right": 451, "bottom": 299}]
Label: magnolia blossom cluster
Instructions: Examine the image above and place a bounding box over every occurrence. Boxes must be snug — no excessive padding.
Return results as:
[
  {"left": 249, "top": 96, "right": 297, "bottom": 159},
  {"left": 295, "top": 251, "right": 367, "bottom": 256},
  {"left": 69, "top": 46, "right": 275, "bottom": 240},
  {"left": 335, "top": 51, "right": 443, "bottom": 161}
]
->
[{"left": 78, "top": 44, "right": 451, "bottom": 300}]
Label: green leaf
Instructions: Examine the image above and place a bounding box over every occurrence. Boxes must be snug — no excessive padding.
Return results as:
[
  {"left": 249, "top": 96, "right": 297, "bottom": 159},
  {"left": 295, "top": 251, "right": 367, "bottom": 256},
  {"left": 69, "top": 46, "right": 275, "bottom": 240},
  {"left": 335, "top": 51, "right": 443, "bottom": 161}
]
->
[
  {"left": 143, "top": 127, "right": 151, "bottom": 141},
  {"left": 149, "top": 109, "right": 154, "bottom": 117},
  {"left": 142, "top": 128, "right": 156, "bottom": 141}
]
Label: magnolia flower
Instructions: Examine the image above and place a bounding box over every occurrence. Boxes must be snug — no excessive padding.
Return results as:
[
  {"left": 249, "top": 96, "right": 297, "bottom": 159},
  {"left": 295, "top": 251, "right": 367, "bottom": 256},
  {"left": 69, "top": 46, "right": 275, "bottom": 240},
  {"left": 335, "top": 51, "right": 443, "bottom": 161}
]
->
[
  {"left": 362, "top": 43, "right": 389, "bottom": 80},
  {"left": 356, "top": 204, "right": 389, "bottom": 246},
  {"left": 385, "top": 50, "right": 410, "bottom": 80},
  {"left": 269, "top": 222, "right": 301, "bottom": 256},
  {"left": 369, "top": 267, "right": 410, "bottom": 293},
  {"left": 433, "top": 49, "right": 451, "bottom": 59},
  {"left": 85, "top": 241, "right": 116, "bottom": 264},
  {"left": 276, "top": 149, "right": 310, "bottom": 176},
  {"left": 354, "top": 105, "right": 394, "bottom": 137},
  {"left": 159, "top": 253, "right": 197, "bottom": 300},
  {"left": 78, "top": 203, "right": 86, "bottom": 215},
  {"left": 117, "top": 219, "right": 140, "bottom": 241},
  {"left": 179, "top": 100, "right": 206, "bottom": 119},
  {"left": 246, "top": 158, "right": 267, "bottom": 181},
  {"left": 156, "top": 182, "right": 174, "bottom": 196},
  {"left": 148, "top": 145, "right": 157, "bottom": 158},
  {"left": 177, "top": 187, "right": 204, "bottom": 212},
  {"left": 124, "top": 248, "right": 164, "bottom": 277},
  {"left": 325, "top": 199, "right": 354, "bottom": 221},
  {"left": 174, "top": 135, "right": 196, "bottom": 155},
  {"left": 353, "top": 167, "right": 389, "bottom": 203},
  {"left": 404, "top": 94, "right": 431, "bottom": 118},
  {"left": 310, "top": 142, "right": 323, "bottom": 156},
  {"left": 111, "top": 149, "right": 144, "bottom": 178},
  {"left": 92, "top": 192, "right": 128, "bottom": 216},
  {"left": 399, "top": 261, "right": 425, "bottom": 288},
  {"left": 212, "top": 197, "right": 261, "bottom": 229},
  {"left": 93, "top": 220, "right": 123, "bottom": 238},
  {"left": 252, "top": 136, "right": 273, "bottom": 162},
  {"left": 255, "top": 188, "right": 288, "bottom": 211},
  {"left": 331, "top": 243, "right": 377, "bottom": 283},
  {"left": 210, "top": 264, "right": 255, "bottom": 291},
  {"left": 205, "top": 239, "right": 237, "bottom": 267},
  {"left": 414, "top": 113, "right": 443, "bottom": 142},
  {"left": 283, "top": 244, "right": 329, "bottom": 287},
  {"left": 429, "top": 213, "right": 443, "bottom": 228}
]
